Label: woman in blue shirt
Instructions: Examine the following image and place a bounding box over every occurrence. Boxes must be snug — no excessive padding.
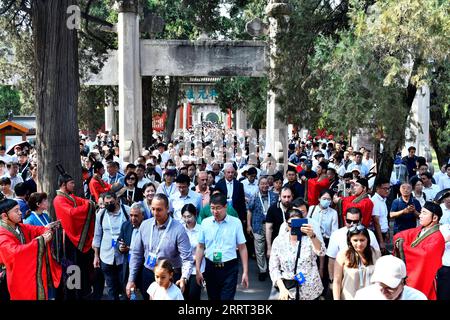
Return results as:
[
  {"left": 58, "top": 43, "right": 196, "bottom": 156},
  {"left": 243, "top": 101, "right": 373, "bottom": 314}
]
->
[
  {"left": 23, "top": 192, "right": 56, "bottom": 299},
  {"left": 23, "top": 192, "right": 52, "bottom": 227}
]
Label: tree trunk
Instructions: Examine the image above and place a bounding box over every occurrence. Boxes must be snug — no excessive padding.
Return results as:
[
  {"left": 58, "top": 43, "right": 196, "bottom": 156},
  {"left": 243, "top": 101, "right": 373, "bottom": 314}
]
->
[
  {"left": 430, "top": 94, "right": 450, "bottom": 168},
  {"left": 33, "top": 0, "right": 82, "bottom": 219},
  {"left": 429, "top": 120, "right": 448, "bottom": 167},
  {"left": 376, "top": 83, "right": 417, "bottom": 183},
  {"left": 142, "top": 76, "right": 153, "bottom": 148},
  {"left": 165, "top": 76, "right": 180, "bottom": 142}
]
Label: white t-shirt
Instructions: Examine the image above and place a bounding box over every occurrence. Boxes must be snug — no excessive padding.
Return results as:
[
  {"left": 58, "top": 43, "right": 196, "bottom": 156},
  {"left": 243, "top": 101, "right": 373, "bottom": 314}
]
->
[
  {"left": 354, "top": 284, "right": 427, "bottom": 300},
  {"left": 371, "top": 193, "right": 389, "bottom": 233},
  {"left": 423, "top": 184, "right": 441, "bottom": 201},
  {"left": 147, "top": 282, "right": 184, "bottom": 300},
  {"left": 326, "top": 227, "right": 380, "bottom": 259},
  {"left": 439, "top": 204, "right": 450, "bottom": 267}
]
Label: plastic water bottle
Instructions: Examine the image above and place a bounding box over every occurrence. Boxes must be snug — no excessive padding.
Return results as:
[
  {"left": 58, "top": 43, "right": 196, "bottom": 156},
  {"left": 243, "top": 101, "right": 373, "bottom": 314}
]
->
[{"left": 130, "top": 288, "right": 137, "bottom": 301}]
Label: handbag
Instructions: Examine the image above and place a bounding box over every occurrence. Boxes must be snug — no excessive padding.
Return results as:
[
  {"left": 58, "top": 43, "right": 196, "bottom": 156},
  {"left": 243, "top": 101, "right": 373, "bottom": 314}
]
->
[{"left": 272, "top": 239, "right": 302, "bottom": 300}]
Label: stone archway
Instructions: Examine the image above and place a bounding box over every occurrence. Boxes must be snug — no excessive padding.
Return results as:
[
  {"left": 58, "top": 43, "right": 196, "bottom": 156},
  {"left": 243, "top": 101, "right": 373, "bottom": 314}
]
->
[{"left": 205, "top": 112, "right": 219, "bottom": 123}]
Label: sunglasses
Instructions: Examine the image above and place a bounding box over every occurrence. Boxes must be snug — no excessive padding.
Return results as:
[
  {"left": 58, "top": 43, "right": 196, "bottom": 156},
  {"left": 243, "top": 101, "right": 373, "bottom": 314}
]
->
[
  {"left": 346, "top": 219, "right": 360, "bottom": 225},
  {"left": 348, "top": 224, "right": 366, "bottom": 233},
  {"left": 127, "top": 177, "right": 136, "bottom": 180}
]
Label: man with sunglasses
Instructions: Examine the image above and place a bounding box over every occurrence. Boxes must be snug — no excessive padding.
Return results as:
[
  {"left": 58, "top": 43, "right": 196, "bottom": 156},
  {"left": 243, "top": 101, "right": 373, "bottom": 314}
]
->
[
  {"left": 393, "top": 201, "right": 445, "bottom": 300},
  {"left": 354, "top": 255, "right": 427, "bottom": 300},
  {"left": 326, "top": 207, "right": 379, "bottom": 285},
  {"left": 371, "top": 179, "right": 391, "bottom": 254}
]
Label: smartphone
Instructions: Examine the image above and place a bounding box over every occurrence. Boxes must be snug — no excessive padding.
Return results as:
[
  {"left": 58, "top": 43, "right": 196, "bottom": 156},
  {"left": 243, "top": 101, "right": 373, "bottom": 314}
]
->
[{"left": 290, "top": 218, "right": 308, "bottom": 236}]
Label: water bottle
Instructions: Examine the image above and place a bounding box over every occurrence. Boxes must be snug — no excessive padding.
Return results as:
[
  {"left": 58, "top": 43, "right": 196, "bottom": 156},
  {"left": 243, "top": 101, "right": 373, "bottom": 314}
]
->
[{"left": 130, "top": 288, "right": 137, "bottom": 301}]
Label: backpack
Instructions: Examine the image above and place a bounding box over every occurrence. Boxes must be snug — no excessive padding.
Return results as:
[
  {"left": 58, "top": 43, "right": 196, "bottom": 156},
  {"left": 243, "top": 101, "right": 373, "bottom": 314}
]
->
[{"left": 99, "top": 204, "right": 130, "bottom": 226}]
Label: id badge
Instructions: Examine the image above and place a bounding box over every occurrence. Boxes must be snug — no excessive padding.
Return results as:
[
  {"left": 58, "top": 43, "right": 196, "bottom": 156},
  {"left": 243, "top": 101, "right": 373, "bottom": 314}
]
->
[
  {"left": 146, "top": 253, "right": 157, "bottom": 268},
  {"left": 111, "top": 238, "right": 117, "bottom": 248},
  {"left": 294, "top": 272, "right": 306, "bottom": 285},
  {"left": 212, "top": 251, "right": 222, "bottom": 263}
]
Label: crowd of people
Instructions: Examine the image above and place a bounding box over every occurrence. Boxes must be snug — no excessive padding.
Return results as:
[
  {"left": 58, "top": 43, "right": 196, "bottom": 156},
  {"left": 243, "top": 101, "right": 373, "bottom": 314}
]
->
[{"left": 0, "top": 123, "right": 449, "bottom": 301}]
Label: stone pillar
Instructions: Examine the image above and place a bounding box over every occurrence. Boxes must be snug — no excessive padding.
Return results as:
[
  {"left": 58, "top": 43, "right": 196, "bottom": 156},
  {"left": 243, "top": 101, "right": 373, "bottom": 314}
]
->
[
  {"left": 105, "top": 92, "right": 116, "bottom": 135},
  {"left": 405, "top": 85, "right": 431, "bottom": 161},
  {"left": 265, "top": 1, "right": 291, "bottom": 171},
  {"left": 175, "top": 107, "right": 180, "bottom": 130},
  {"left": 117, "top": 0, "right": 142, "bottom": 163},
  {"left": 235, "top": 109, "right": 248, "bottom": 131},
  {"left": 183, "top": 102, "right": 188, "bottom": 130}
]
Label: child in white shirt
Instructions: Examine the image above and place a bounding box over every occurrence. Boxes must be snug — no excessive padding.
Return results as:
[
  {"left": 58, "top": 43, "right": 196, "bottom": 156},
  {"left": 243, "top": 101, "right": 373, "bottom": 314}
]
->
[{"left": 147, "top": 259, "right": 184, "bottom": 300}]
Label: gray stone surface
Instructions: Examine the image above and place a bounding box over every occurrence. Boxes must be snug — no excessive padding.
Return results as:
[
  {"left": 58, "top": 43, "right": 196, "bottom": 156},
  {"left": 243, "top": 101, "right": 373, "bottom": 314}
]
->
[{"left": 140, "top": 40, "right": 268, "bottom": 77}]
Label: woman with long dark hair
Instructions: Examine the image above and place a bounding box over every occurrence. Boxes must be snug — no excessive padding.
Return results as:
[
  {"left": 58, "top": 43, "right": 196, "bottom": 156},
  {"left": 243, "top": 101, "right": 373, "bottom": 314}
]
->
[
  {"left": 333, "top": 224, "right": 380, "bottom": 300},
  {"left": 180, "top": 203, "right": 204, "bottom": 301},
  {"left": 119, "top": 172, "right": 143, "bottom": 206}
]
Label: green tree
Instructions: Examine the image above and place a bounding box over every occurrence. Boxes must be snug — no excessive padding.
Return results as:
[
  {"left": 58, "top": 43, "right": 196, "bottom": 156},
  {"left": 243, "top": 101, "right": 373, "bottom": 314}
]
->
[
  {"left": 309, "top": 0, "right": 449, "bottom": 179},
  {"left": 0, "top": 85, "right": 21, "bottom": 120}
]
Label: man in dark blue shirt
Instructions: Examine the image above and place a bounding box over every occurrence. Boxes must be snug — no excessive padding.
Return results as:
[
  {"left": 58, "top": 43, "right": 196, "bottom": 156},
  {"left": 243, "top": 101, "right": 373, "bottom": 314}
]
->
[
  {"left": 283, "top": 167, "right": 304, "bottom": 200},
  {"left": 390, "top": 182, "right": 421, "bottom": 234},
  {"left": 402, "top": 146, "right": 419, "bottom": 180}
]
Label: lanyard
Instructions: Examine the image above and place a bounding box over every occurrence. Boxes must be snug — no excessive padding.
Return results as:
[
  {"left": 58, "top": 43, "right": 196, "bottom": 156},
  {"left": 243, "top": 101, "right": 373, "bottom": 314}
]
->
[
  {"left": 280, "top": 203, "right": 286, "bottom": 222},
  {"left": 143, "top": 200, "right": 152, "bottom": 218},
  {"left": 259, "top": 192, "right": 270, "bottom": 214},
  {"left": 149, "top": 217, "right": 172, "bottom": 254},
  {"left": 127, "top": 188, "right": 135, "bottom": 202},
  {"left": 106, "top": 209, "right": 124, "bottom": 238},
  {"left": 163, "top": 183, "right": 174, "bottom": 197},
  {"left": 32, "top": 212, "right": 49, "bottom": 227}
]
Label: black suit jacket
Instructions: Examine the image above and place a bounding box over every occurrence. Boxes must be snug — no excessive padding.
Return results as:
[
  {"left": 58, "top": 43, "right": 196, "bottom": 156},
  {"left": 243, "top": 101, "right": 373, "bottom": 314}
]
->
[{"left": 215, "top": 178, "right": 247, "bottom": 222}]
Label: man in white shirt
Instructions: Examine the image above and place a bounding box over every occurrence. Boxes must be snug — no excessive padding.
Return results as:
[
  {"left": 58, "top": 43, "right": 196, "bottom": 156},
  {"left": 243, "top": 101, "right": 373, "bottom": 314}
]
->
[
  {"left": 438, "top": 192, "right": 450, "bottom": 300},
  {"left": 438, "top": 164, "right": 450, "bottom": 191},
  {"left": 354, "top": 255, "right": 427, "bottom": 300},
  {"left": 241, "top": 167, "right": 259, "bottom": 200},
  {"left": 434, "top": 164, "right": 446, "bottom": 186},
  {"left": 157, "top": 143, "right": 171, "bottom": 165},
  {"left": 371, "top": 179, "right": 390, "bottom": 253},
  {"left": 2, "top": 162, "right": 23, "bottom": 190},
  {"left": 327, "top": 207, "right": 379, "bottom": 283},
  {"left": 421, "top": 172, "right": 441, "bottom": 200},
  {"left": 136, "top": 164, "right": 151, "bottom": 189},
  {"left": 169, "top": 174, "right": 202, "bottom": 222}
]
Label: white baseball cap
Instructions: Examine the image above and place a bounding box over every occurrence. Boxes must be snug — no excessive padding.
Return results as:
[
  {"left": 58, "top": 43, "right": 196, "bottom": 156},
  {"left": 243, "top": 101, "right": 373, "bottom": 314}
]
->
[{"left": 370, "top": 255, "right": 406, "bottom": 288}]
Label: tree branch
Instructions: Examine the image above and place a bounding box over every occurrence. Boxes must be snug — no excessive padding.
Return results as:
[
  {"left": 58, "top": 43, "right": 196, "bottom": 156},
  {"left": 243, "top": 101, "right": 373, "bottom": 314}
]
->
[{"left": 0, "top": 0, "right": 17, "bottom": 15}]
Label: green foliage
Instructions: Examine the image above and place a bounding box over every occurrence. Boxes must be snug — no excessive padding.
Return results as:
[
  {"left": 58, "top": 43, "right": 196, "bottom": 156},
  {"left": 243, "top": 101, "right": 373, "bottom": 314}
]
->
[
  {"left": 215, "top": 76, "right": 268, "bottom": 129},
  {"left": 274, "top": 0, "right": 351, "bottom": 128},
  {"left": 0, "top": 17, "right": 34, "bottom": 114},
  {"left": 78, "top": 85, "right": 108, "bottom": 134},
  {"left": 0, "top": 85, "right": 21, "bottom": 121},
  {"left": 308, "top": 0, "right": 449, "bottom": 147}
]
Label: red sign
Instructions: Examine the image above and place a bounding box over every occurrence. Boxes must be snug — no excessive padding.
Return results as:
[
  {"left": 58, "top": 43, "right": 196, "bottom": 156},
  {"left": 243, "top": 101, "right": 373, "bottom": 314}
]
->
[{"left": 152, "top": 113, "right": 167, "bottom": 132}]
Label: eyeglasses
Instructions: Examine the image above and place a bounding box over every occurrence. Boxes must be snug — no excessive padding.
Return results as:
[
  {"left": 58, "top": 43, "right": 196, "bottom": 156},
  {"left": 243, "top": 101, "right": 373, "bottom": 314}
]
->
[
  {"left": 127, "top": 177, "right": 136, "bottom": 180},
  {"left": 348, "top": 224, "right": 366, "bottom": 233},
  {"left": 346, "top": 219, "right": 360, "bottom": 225}
]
